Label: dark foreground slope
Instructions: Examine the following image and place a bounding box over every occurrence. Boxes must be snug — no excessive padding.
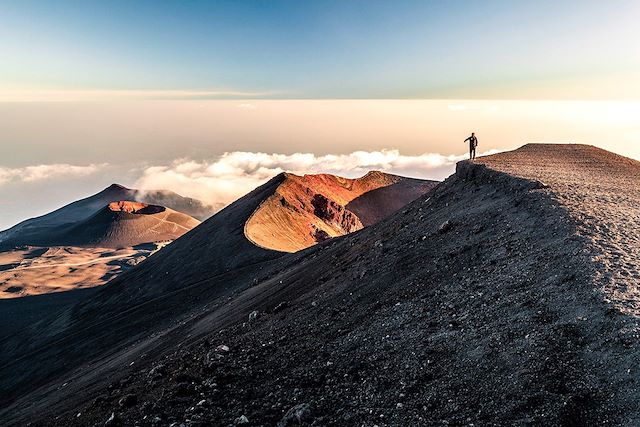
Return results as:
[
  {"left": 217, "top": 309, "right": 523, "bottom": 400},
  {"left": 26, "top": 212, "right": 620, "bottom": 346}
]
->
[
  {"left": 0, "top": 170, "right": 432, "bottom": 410},
  {"left": 0, "top": 175, "right": 288, "bottom": 413},
  {"left": 3, "top": 144, "right": 640, "bottom": 425}
]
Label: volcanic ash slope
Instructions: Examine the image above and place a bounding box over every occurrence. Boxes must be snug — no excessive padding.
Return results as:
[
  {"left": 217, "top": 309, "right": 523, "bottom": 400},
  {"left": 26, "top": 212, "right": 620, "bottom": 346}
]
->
[
  {"left": 5, "top": 144, "right": 640, "bottom": 425},
  {"left": 0, "top": 200, "right": 201, "bottom": 299},
  {"left": 56, "top": 201, "right": 200, "bottom": 248}
]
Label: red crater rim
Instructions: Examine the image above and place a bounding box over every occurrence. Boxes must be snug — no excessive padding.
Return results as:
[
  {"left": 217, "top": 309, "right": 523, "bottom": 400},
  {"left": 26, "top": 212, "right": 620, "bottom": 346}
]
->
[{"left": 107, "top": 201, "right": 165, "bottom": 214}]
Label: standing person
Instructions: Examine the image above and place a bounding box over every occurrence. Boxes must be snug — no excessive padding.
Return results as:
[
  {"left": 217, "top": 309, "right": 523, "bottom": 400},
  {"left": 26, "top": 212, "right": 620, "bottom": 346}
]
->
[{"left": 464, "top": 132, "right": 478, "bottom": 160}]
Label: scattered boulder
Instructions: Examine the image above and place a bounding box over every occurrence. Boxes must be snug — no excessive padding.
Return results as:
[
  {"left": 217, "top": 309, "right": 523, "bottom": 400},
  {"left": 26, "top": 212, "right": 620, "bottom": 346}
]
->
[
  {"left": 235, "top": 414, "right": 250, "bottom": 425},
  {"left": 104, "top": 412, "right": 122, "bottom": 426},
  {"left": 172, "top": 383, "right": 196, "bottom": 397},
  {"left": 277, "top": 403, "right": 313, "bottom": 426},
  {"left": 125, "top": 256, "right": 146, "bottom": 267},
  {"left": 147, "top": 364, "right": 166, "bottom": 380},
  {"left": 205, "top": 350, "right": 223, "bottom": 364},
  {"left": 118, "top": 394, "right": 137, "bottom": 408},
  {"left": 215, "top": 344, "right": 230, "bottom": 353},
  {"left": 438, "top": 220, "right": 453, "bottom": 233}
]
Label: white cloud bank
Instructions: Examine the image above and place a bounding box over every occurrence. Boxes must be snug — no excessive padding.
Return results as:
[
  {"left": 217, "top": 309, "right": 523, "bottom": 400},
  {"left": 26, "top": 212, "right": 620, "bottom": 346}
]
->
[
  {"left": 135, "top": 149, "right": 499, "bottom": 207},
  {"left": 0, "top": 163, "right": 107, "bottom": 185}
]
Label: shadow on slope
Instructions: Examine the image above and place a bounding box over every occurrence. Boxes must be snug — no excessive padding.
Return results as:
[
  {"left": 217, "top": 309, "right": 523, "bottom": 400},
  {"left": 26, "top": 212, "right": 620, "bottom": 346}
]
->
[
  {"left": 0, "top": 174, "right": 289, "bottom": 412},
  {"left": 346, "top": 177, "right": 436, "bottom": 226}
]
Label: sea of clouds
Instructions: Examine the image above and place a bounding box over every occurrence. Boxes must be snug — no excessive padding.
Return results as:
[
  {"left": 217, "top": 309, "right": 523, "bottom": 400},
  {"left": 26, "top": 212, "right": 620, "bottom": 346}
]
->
[
  {"left": 0, "top": 163, "right": 107, "bottom": 185},
  {"left": 133, "top": 149, "right": 498, "bottom": 207},
  {"left": 0, "top": 149, "right": 498, "bottom": 212}
]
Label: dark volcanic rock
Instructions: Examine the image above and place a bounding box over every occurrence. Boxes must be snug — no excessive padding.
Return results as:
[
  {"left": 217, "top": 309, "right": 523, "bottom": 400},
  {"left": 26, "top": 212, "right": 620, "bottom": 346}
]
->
[
  {"left": 117, "top": 394, "right": 137, "bottom": 408},
  {"left": 104, "top": 412, "right": 122, "bottom": 426},
  {"left": 277, "top": 403, "right": 313, "bottom": 426},
  {"left": 311, "top": 193, "right": 362, "bottom": 233}
]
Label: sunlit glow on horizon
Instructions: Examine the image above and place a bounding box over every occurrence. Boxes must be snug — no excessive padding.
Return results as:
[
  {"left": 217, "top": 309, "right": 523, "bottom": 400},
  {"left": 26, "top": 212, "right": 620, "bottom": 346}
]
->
[
  {"left": 0, "top": 87, "right": 277, "bottom": 102},
  {"left": 1, "top": 98, "right": 639, "bottom": 230}
]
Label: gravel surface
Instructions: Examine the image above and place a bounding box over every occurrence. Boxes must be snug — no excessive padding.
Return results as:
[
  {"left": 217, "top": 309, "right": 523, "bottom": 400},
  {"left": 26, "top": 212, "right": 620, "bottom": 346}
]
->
[{"left": 477, "top": 144, "right": 640, "bottom": 318}]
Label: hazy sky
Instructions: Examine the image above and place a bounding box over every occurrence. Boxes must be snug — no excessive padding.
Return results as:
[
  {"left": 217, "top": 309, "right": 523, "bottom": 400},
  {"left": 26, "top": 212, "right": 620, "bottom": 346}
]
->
[
  {"left": 2, "top": 0, "right": 639, "bottom": 99},
  {"left": 1, "top": 1, "right": 639, "bottom": 229}
]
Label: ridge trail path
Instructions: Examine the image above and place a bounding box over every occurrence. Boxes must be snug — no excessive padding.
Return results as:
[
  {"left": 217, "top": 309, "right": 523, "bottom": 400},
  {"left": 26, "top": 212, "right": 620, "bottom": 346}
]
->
[
  {"left": 8, "top": 253, "right": 131, "bottom": 272},
  {"left": 147, "top": 211, "right": 193, "bottom": 234},
  {"left": 477, "top": 143, "right": 640, "bottom": 316}
]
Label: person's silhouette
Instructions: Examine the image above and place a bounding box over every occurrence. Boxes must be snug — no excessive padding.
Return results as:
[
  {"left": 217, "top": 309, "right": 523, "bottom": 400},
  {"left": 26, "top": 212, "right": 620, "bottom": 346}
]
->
[{"left": 464, "top": 132, "right": 478, "bottom": 159}]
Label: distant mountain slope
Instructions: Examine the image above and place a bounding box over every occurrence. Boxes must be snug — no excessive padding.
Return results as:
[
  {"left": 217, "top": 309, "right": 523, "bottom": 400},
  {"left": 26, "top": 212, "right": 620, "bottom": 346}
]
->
[
  {"left": 0, "top": 200, "right": 201, "bottom": 298},
  {"left": 244, "top": 171, "right": 437, "bottom": 252},
  {"left": 346, "top": 176, "right": 436, "bottom": 226},
  {"left": 52, "top": 201, "right": 200, "bottom": 248},
  {"left": 0, "top": 184, "right": 214, "bottom": 249}
]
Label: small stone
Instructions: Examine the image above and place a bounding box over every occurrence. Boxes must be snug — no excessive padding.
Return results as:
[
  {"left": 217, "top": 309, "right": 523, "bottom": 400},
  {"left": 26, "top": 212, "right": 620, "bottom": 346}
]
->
[
  {"left": 215, "top": 344, "right": 230, "bottom": 353},
  {"left": 104, "top": 412, "right": 122, "bottom": 426},
  {"left": 278, "top": 403, "right": 313, "bottom": 426},
  {"left": 93, "top": 395, "right": 107, "bottom": 406},
  {"left": 118, "top": 394, "right": 137, "bottom": 408},
  {"left": 273, "top": 301, "right": 289, "bottom": 313},
  {"left": 235, "top": 414, "right": 250, "bottom": 424},
  {"left": 248, "top": 310, "right": 259, "bottom": 322},
  {"left": 148, "top": 364, "right": 166, "bottom": 380},
  {"left": 438, "top": 220, "right": 453, "bottom": 233}
]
